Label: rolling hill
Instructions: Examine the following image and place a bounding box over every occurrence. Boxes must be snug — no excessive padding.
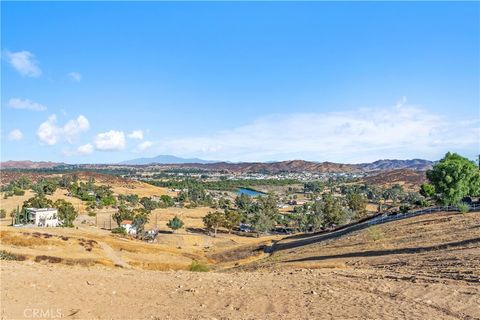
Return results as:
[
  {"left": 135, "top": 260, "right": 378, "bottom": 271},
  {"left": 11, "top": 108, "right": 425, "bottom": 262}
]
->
[
  {"left": 1, "top": 158, "right": 434, "bottom": 173},
  {"left": 119, "top": 155, "right": 216, "bottom": 165}
]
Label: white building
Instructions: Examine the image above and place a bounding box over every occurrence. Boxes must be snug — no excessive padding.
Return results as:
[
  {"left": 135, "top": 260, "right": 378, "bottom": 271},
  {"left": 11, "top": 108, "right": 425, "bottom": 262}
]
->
[
  {"left": 120, "top": 220, "right": 137, "bottom": 235},
  {"left": 25, "top": 208, "right": 60, "bottom": 227}
]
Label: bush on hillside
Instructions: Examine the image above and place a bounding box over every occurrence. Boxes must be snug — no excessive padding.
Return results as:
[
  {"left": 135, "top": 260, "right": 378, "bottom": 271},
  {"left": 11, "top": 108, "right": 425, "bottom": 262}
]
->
[
  {"left": 189, "top": 260, "right": 209, "bottom": 272},
  {"left": 457, "top": 202, "right": 470, "bottom": 214},
  {"left": 111, "top": 226, "right": 127, "bottom": 235}
]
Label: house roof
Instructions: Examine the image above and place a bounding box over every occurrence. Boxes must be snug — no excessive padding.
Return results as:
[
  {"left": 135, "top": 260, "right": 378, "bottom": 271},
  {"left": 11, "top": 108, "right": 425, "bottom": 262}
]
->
[
  {"left": 26, "top": 208, "right": 57, "bottom": 212},
  {"left": 120, "top": 220, "right": 133, "bottom": 225}
]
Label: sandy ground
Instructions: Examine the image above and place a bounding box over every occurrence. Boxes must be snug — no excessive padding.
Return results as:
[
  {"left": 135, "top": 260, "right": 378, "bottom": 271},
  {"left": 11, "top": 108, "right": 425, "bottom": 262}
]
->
[
  {"left": 1, "top": 261, "right": 479, "bottom": 320},
  {"left": 1, "top": 212, "right": 479, "bottom": 319}
]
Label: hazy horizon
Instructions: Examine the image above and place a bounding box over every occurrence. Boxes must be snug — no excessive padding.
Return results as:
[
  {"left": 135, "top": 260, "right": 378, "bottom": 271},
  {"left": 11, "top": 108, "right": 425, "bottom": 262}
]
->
[
  {"left": 2, "top": 2, "right": 479, "bottom": 164},
  {"left": 0, "top": 154, "right": 455, "bottom": 166}
]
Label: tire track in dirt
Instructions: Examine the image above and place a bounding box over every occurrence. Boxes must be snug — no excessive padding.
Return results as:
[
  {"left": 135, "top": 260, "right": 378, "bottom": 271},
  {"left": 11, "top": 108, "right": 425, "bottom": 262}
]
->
[{"left": 100, "top": 242, "right": 130, "bottom": 268}]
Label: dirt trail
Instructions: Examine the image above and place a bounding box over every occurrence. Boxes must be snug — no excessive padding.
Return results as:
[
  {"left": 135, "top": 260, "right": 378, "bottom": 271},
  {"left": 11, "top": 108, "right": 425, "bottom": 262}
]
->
[{"left": 99, "top": 242, "right": 130, "bottom": 268}]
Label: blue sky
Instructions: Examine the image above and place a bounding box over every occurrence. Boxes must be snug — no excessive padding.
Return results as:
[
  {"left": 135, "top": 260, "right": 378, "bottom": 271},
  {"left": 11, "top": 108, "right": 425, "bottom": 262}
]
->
[{"left": 1, "top": 2, "right": 479, "bottom": 164}]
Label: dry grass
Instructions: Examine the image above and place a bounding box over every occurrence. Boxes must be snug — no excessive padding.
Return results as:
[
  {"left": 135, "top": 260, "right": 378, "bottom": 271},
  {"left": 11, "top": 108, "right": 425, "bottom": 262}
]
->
[
  {"left": 129, "top": 261, "right": 188, "bottom": 271},
  {"left": 0, "top": 190, "right": 36, "bottom": 214},
  {"left": 147, "top": 206, "right": 213, "bottom": 230},
  {"left": 47, "top": 189, "right": 87, "bottom": 213},
  {"left": 111, "top": 182, "right": 175, "bottom": 198},
  {"left": 0, "top": 221, "right": 273, "bottom": 271},
  {"left": 0, "top": 231, "right": 50, "bottom": 246}
]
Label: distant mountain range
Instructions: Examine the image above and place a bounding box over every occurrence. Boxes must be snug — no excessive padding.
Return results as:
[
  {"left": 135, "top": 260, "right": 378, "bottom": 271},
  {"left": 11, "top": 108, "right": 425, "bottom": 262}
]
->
[
  {"left": 357, "top": 159, "right": 433, "bottom": 171},
  {"left": 119, "top": 155, "right": 217, "bottom": 165},
  {"left": 0, "top": 160, "right": 65, "bottom": 169},
  {"left": 1, "top": 157, "right": 434, "bottom": 173},
  {"left": 156, "top": 159, "right": 434, "bottom": 173}
]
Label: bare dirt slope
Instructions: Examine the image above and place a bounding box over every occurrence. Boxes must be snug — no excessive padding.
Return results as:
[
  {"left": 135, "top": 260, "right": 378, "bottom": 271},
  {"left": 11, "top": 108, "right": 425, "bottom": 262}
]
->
[
  {"left": 3, "top": 261, "right": 479, "bottom": 320},
  {"left": 250, "top": 212, "right": 480, "bottom": 283},
  {"left": 1, "top": 212, "right": 479, "bottom": 319}
]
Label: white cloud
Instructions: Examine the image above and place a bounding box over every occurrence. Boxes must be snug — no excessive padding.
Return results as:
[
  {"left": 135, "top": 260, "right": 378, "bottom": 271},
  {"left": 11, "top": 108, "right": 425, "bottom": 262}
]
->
[
  {"left": 8, "top": 129, "right": 23, "bottom": 141},
  {"left": 127, "top": 130, "right": 144, "bottom": 140},
  {"left": 37, "top": 114, "right": 90, "bottom": 145},
  {"left": 155, "top": 101, "right": 480, "bottom": 162},
  {"left": 134, "top": 140, "right": 153, "bottom": 153},
  {"left": 8, "top": 98, "right": 47, "bottom": 111},
  {"left": 37, "top": 115, "right": 60, "bottom": 145},
  {"left": 76, "top": 143, "right": 94, "bottom": 155},
  {"left": 63, "top": 115, "right": 90, "bottom": 143},
  {"left": 94, "top": 130, "right": 126, "bottom": 151},
  {"left": 4, "top": 50, "right": 41, "bottom": 77},
  {"left": 68, "top": 72, "right": 82, "bottom": 82}
]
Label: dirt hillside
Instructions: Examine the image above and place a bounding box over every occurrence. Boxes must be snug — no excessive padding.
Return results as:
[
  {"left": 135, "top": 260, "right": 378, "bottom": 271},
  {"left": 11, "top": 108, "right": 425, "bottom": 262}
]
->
[{"left": 1, "top": 211, "right": 479, "bottom": 319}]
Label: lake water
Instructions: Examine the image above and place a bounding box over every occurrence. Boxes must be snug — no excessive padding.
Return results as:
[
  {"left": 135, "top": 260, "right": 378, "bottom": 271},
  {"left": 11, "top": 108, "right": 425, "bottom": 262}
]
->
[{"left": 236, "top": 188, "right": 264, "bottom": 197}]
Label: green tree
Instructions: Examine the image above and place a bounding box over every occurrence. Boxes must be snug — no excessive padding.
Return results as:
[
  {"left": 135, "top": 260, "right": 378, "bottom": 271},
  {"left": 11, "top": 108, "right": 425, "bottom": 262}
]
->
[
  {"left": 132, "top": 208, "right": 150, "bottom": 235},
  {"left": 257, "top": 193, "right": 280, "bottom": 223},
  {"left": 346, "top": 192, "right": 367, "bottom": 218},
  {"left": 420, "top": 183, "right": 435, "bottom": 198},
  {"left": 59, "top": 175, "right": 73, "bottom": 188},
  {"left": 112, "top": 205, "right": 134, "bottom": 227},
  {"left": 218, "top": 197, "right": 232, "bottom": 210},
  {"left": 235, "top": 193, "right": 252, "bottom": 212},
  {"left": 222, "top": 210, "right": 241, "bottom": 233},
  {"left": 308, "top": 201, "right": 324, "bottom": 232},
  {"left": 118, "top": 194, "right": 139, "bottom": 205},
  {"left": 54, "top": 199, "right": 77, "bottom": 227},
  {"left": 140, "top": 197, "right": 158, "bottom": 211},
  {"left": 33, "top": 179, "right": 58, "bottom": 195},
  {"left": 291, "top": 211, "right": 310, "bottom": 232},
  {"left": 160, "top": 195, "right": 174, "bottom": 207},
  {"left": 304, "top": 181, "right": 323, "bottom": 193},
  {"left": 101, "top": 195, "right": 116, "bottom": 206},
  {"left": 203, "top": 211, "right": 225, "bottom": 236},
  {"left": 251, "top": 211, "right": 275, "bottom": 233},
  {"left": 426, "top": 152, "right": 480, "bottom": 205},
  {"left": 23, "top": 195, "right": 54, "bottom": 209},
  {"left": 383, "top": 184, "right": 404, "bottom": 205},
  {"left": 167, "top": 216, "right": 184, "bottom": 233},
  {"left": 320, "top": 194, "right": 345, "bottom": 228}
]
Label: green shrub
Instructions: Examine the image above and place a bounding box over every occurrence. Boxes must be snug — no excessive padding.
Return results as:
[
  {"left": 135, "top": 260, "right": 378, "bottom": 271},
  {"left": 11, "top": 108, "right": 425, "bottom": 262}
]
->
[
  {"left": 0, "top": 250, "right": 25, "bottom": 261},
  {"left": 399, "top": 205, "right": 410, "bottom": 214},
  {"left": 111, "top": 226, "right": 127, "bottom": 235},
  {"left": 0, "top": 209, "right": 6, "bottom": 219},
  {"left": 457, "top": 202, "right": 470, "bottom": 214},
  {"left": 367, "top": 226, "right": 382, "bottom": 242},
  {"left": 87, "top": 210, "right": 97, "bottom": 217},
  {"left": 189, "top": 260, "right": 209, "bottom": 272},
  {"left": 167, "top": 216, "right": 184, "bottom": 232},
  {"left": 13, "top": 188, "right": 25, "bottom": 196}
]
